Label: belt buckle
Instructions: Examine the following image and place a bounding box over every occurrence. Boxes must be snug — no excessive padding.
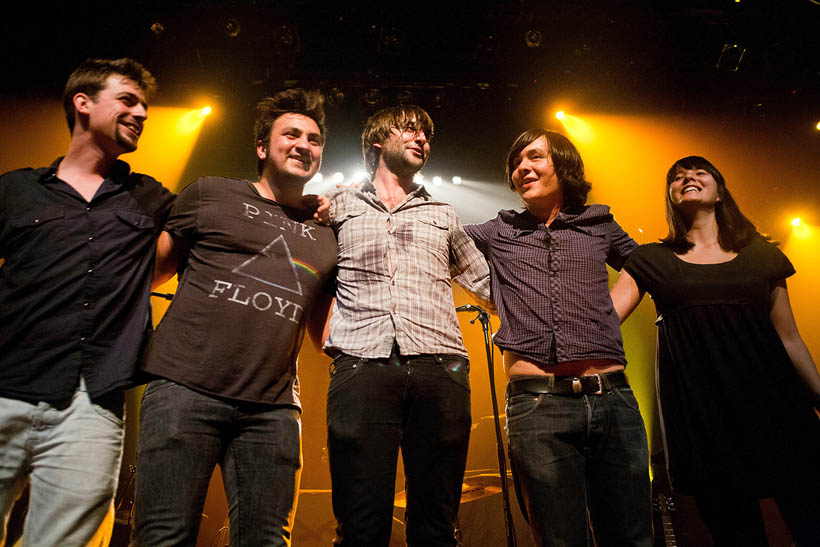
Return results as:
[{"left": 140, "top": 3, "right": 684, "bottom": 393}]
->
[
  {"left": 571, "top": 377, "right": 582, "bottom": 394},
  {"left": 589, "top": 374, "right": 603, "bottom": 395}
]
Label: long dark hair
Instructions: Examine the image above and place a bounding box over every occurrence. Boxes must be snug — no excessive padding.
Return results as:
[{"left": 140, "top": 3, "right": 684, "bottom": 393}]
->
[
  {"left": 661, "top": 156, "right": 760, "bottom": 253},
  {"left": 505, "top": 129, "right": 591, "bottom": 213}
]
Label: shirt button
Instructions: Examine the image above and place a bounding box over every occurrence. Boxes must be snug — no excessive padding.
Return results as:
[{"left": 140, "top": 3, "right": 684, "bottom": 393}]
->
[
  {"left": 88, "top": 269, "right": 93, "bottom": 273},
  {"left": 80, "top": 337, "right": 86, "bottom": 342},
  {"left": 33, "top": 219, "right": 40, "bottom": 223},
  {"left": 86, "top": 207, "right": 91, "bottom": 211},
  {"left": 83, "top": 302, "right": 90, "bottom": 307},
  {"left": 88, "top": 236, "right": 94, "bottom": 241}
]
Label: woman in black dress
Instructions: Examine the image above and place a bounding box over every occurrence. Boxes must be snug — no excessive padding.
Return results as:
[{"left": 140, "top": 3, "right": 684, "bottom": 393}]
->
[{"left": 610, "top": 156, "right": 820, "bottom": 546}]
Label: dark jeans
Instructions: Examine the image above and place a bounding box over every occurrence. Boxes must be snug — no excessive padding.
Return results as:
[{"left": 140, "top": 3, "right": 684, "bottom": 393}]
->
[
  {"left": 132, "top": 379, "right": 301, "bottom": 547},
  {"left": 506, "top": 380, "right": 652, "bottom": 547},
  {"left": 326, "top": 352, "right": 472, "bottom": 547}
]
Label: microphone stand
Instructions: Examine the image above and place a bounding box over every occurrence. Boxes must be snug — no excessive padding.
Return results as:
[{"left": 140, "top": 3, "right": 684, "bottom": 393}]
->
[{"left": 458, "top": 305, "right": 516, "bottom": 547}]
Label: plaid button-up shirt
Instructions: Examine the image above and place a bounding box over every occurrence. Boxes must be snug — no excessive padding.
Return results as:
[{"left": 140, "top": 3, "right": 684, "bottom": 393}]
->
[{"left": 325, "top": 182, "right": 491, "bottom": 359}]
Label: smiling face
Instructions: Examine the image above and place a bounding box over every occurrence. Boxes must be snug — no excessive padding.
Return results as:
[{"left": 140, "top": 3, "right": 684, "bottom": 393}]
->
[
  {"left": 86, "top": 75, "right": 148, "bottom": 154},
  {"left": 668, "top": 166, "right": 721, "bottom": 208},
  {"left": 509, "top": 136, "right": 563, "bottom": 209},
  {"left": 257, "top": 112, "right": 324, "bottom": 185}
]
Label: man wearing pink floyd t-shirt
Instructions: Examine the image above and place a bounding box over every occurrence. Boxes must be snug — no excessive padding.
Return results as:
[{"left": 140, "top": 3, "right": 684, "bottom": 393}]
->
[{"left": 133, "top": 89, "right": 337, "bottom": 546}]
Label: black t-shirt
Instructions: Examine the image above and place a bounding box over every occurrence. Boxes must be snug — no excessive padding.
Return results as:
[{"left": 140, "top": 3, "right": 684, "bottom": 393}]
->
[{"left": 141, "top": 176, "right": 337, "bottom": 407}]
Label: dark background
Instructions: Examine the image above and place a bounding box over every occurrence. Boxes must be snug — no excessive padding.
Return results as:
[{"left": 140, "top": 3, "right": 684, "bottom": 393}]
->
[
  {"left": 4, "top": 1, "right": 819, "bottom": 186},
  {"left": 3, "top": 2, "right": 818, "bottom": 545}
]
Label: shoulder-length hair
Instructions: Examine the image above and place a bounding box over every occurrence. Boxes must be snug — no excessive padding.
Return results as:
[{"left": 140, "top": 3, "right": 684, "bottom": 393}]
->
[
  {"left": 661, "top": 156, "right": 760, "bottom": 252},
  {"left": 505, "top": 129, "right": 591, "bottom": 213},
  {"left": 361, "top": 105, "right": 434, "bottom": 177}
]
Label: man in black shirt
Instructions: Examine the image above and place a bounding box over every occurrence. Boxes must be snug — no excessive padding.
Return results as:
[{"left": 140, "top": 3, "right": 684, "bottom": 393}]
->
[
  {"left": 132, "top": 89, "right": 337, "bottom": 546},
  {"left": 0, "top": 58, "right": 174, "bottom": 546}
]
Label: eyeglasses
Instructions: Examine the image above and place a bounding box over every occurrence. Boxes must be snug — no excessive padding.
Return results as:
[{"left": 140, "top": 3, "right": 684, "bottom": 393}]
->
[{"left": 392, "top": 123, "right": 432, "bottom": 140}]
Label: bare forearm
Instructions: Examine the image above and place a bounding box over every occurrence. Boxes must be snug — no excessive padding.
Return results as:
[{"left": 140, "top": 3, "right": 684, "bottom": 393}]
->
[
  {"left": 782, "top": 336, "right": 820, "bottom": 396},
  {"left": 770, "top": 280, "right": 820, "bottom": 396}
]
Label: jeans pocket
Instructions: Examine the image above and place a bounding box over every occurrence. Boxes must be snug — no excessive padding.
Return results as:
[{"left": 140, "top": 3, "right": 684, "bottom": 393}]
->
[
  {"left": 611, "top": 386, "right": 641, "bottom": 413},
  {"left": 438, "top": 356, "right": 470, "bottom": 393},
  {"left": 88, "top": 392, "right": 125, "bottom": 428},
  {"left": 506, "top": 392, "right": 544, "bottom": 424},
  {"left": 141, "top": 378, "right": 176, "bottom": 402},
  {"left": 327, "top": 355, "right": 363, "bottom": 396}
]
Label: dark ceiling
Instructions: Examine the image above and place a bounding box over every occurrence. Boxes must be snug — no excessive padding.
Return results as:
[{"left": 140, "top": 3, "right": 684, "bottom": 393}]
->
[
  {"left": 3, "top": 1, "right": 820, "bottom": 182},
  {"left": 5, "top": 1, "right": 819, "bottom": 114}
]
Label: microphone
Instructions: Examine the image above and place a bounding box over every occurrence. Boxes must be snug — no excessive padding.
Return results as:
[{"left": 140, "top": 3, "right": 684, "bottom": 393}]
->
[{"left": 455, "top": 304, "right": 482, "bottom": 313}]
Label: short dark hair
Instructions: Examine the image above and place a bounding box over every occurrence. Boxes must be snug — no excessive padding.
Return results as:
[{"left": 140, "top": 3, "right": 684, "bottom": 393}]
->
[
  {"left": 361, "top": 105, "right": 434, "bottom": 177},
  {"left": 506, "top": 129, "right": 591, "bottom": 213},
  {"left": 253, "top": 89, "right": 326, "bottom": 176},
  {"left": 63, "top": 58, "right": 157, "bottom": 133},
  {"left": 661, "top": 156, "right": 760, "bottom": 252}
]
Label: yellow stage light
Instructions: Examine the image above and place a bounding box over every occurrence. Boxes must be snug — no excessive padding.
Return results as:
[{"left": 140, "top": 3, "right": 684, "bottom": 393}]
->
[
  {"left": 816, "top": 121, "right": 820, "bottom": 131},
  {"left": 556, "top": 112, "right": 595, "bottom": 144},
  {"left": 176, "top": 106, "right": 213, "bottom": 135},
  {"left": 790, "top": 217, "right": 813, "bottom": 240}
]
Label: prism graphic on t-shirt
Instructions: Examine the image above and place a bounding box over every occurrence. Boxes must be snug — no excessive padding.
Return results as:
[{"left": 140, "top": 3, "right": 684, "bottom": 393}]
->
[{"left": 232, "top": 234, "right": 303, "bottom": 296}]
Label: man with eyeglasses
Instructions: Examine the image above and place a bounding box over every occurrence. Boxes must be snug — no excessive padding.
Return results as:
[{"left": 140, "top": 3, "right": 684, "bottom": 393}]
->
[{"left": 323, "top": 105, "right": 491, "bottom": 546}]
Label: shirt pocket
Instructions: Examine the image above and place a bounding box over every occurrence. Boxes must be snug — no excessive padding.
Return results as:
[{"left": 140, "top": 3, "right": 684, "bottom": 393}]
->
[
  {"left": 7, "top": 206, "right": 66, "bottom": 250},
  {"left": 4, "top": 207, "right": 66, "bottom": 283},
  {"left": 413, "top": 215, "right": 450, "bottom": 252},
  {"left": 9, "top": 206, "right": 65, "bottom": 230},
  {"left": 114, "top": 210, "right": 156, "bottom": 231},
  {"left": 90, "top": 210, "right": 156, "bottom": 260}
]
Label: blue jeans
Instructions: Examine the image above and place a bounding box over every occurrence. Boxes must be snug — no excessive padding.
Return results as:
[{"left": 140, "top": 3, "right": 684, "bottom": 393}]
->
[
  {"left": 0, "top": 378, "right": 124, "bottom": 547},
  {"left": 506, "top": 379, "right": 651, "bottom": 547},
  {"left": 326, "top": 352, "right": 472, "bottom": 547},
  {"left": 132, "top": 379, "right": 301, "bottom": 547}
]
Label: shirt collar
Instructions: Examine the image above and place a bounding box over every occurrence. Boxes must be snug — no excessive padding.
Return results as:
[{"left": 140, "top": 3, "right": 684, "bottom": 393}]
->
[
  {"left": 360, "top": 180, "right": 431, "bottom": 201},
  {"left": 503, "top": 204, "right": 609, "bottom": 229},
  {"left": 39, "top": 157, "right": 132, "bottom": 185}
]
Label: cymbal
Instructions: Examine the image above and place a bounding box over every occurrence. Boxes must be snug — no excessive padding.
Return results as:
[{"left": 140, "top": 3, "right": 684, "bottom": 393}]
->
[{"left": 394, "top": 474, "right": 504, "bottom": 508}]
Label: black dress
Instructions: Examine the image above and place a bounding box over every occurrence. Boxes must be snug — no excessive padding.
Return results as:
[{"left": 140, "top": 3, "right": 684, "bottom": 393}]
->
[{"left": 624, "top": 237, "right": 820, "bottom": 496}]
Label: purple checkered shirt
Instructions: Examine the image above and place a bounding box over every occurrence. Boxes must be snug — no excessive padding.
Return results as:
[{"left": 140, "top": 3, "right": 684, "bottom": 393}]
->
[
  {"left": 325, "top": 183, "right": 491, "bottom": 359},
  {"left": 464, "top": 204, "right": 636, "bottom": 366}
]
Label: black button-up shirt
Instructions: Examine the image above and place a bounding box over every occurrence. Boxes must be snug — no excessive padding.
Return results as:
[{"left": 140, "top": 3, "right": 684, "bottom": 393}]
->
[
  {"left": 0, "top": 158, "right": 174, "bottom": 403},
  {"left": 465, "top": 204, "right": 637, "bottom": 366}
]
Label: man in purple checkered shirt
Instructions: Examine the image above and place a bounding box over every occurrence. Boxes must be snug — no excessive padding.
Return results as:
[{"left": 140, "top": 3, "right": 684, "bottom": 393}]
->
[
  {"left": 464, "top": 129, "right": 652, "bottom": 546},
  {"left": 323, "top": 105, "right": 491, "bottom": 546}
]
